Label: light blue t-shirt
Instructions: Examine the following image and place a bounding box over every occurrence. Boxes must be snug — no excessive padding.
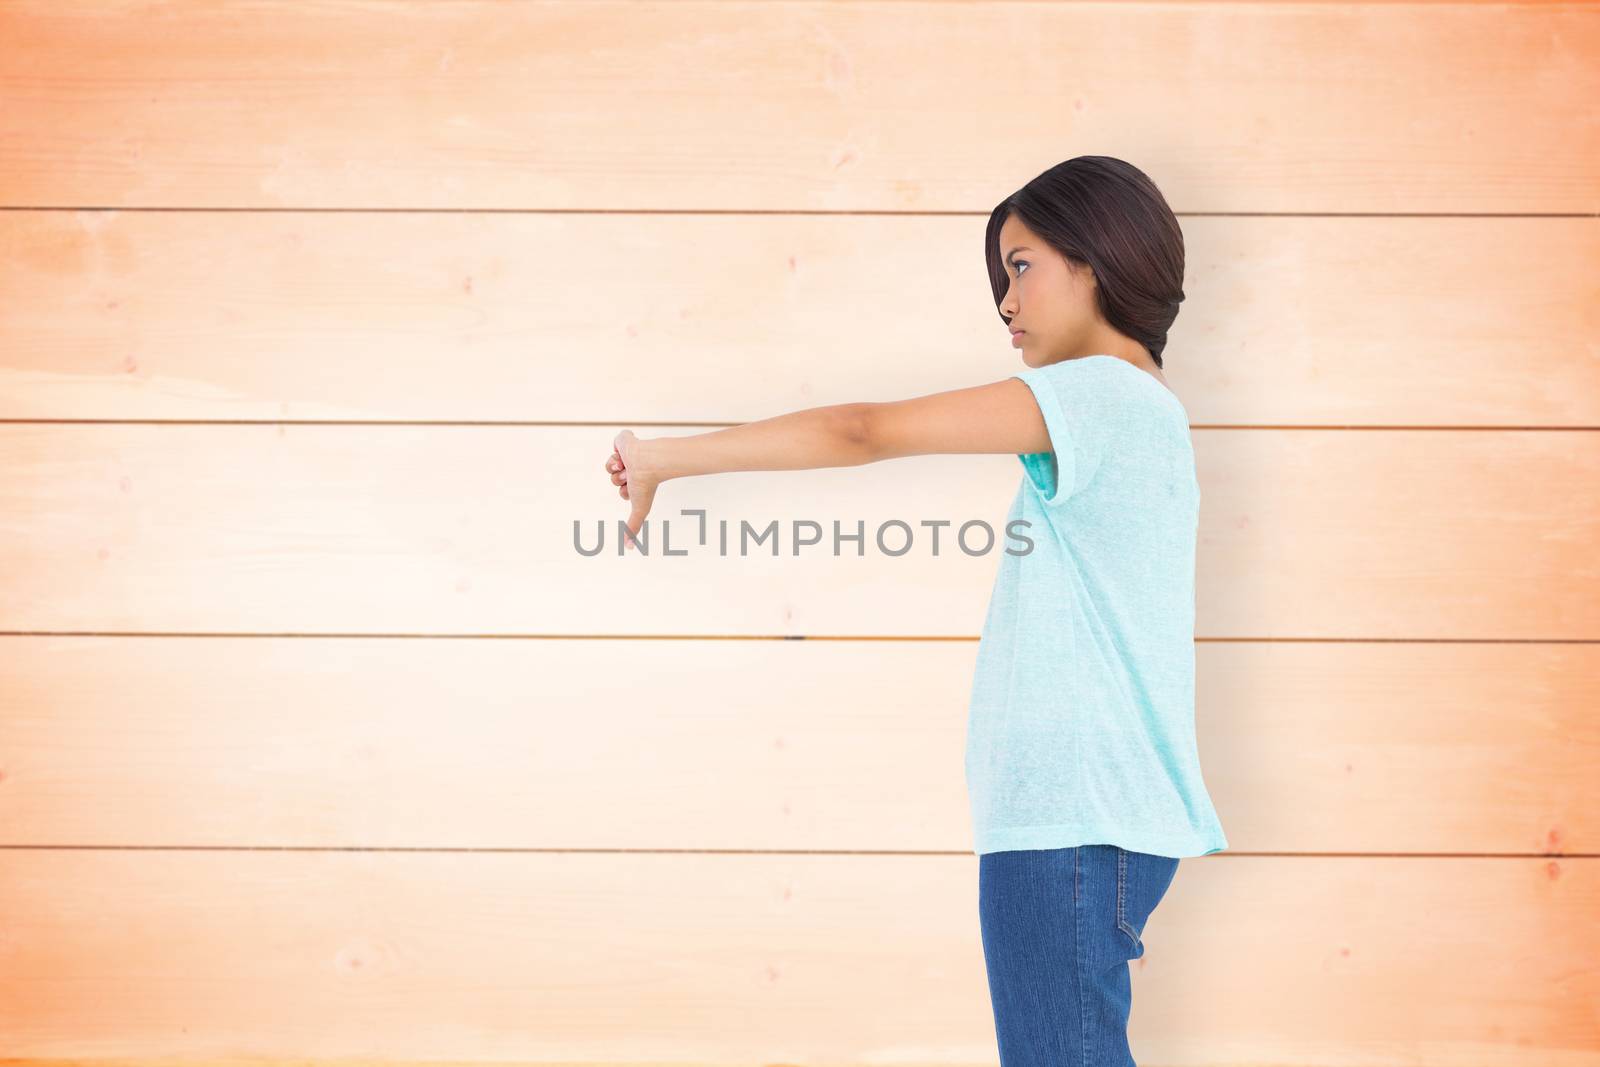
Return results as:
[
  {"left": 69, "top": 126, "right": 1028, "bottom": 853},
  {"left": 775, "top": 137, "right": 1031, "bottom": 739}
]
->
[{"left": 964, "top": 354, "right": 1228, "bottom": 858}]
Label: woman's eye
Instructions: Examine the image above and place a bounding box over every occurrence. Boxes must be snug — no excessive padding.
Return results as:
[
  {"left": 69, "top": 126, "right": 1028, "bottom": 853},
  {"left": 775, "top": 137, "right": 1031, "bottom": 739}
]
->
[{"left": 1013, "top": 261, "right": 1029, "bottom": 275}]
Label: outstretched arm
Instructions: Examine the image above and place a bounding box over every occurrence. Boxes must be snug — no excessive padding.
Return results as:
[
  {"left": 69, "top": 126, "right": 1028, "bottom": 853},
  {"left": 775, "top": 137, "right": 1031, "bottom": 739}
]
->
[
  {"left": 861, "top": 377, "right": 1051, "bottom": 460},
  {"left": 642, "top": 402, "right": 874, "bottom": 481},
  {"left": 604, "top": 377, "right": 1052, "bottom": 547}
]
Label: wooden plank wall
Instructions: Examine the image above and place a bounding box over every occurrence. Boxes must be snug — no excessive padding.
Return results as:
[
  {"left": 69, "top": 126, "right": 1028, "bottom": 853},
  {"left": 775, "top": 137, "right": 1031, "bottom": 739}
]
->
[{"left": 1, "top": 1, "right": 1597, "bottom": 1064}]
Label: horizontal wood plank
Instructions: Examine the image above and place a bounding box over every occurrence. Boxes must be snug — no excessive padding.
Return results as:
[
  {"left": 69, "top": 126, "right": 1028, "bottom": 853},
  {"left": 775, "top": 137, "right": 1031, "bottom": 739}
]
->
[
  {"left": 0, "top": 850, "right": 1594, "bottom": 1062},
  {"left": 0, "top": 2, "right": 1594, "bottom": 213},
  {"left": 3, "top": 212, "right": 1597, "bottom": 426},
  {"left": 0, "top": 637, "right": 1594, "bottom": 854},
  {"left": 0, "top": 424, "right": 1594, "bottom": 639}
]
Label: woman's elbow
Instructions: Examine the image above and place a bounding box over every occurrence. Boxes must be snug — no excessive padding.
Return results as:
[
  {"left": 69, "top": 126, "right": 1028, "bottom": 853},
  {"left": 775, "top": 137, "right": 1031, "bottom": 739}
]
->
[{"left": 838, "top": 403, "right": 877, "bottom": 465}]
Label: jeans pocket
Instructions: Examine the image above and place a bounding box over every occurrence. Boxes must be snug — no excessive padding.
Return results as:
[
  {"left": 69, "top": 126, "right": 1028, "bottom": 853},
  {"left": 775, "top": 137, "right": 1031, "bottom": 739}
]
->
[{"left": 1114, "top": 845, "right": 1179, "bottom": 958}]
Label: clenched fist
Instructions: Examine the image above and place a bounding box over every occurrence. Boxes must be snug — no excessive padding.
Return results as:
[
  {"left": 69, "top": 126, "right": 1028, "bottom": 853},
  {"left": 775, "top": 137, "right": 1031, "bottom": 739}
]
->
[{"left": 605, "top": 429, "right": 660, "bottom": 552}]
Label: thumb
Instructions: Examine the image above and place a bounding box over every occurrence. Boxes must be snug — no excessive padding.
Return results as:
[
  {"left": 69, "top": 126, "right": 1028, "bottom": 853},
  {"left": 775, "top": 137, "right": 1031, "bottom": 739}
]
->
[{"left": 623, "top": 482, "right": 656, "bottom": 552}]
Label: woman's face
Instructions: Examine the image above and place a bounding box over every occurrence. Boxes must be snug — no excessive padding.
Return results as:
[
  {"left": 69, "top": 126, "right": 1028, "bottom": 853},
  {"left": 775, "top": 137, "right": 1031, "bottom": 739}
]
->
[{"left": 996, "top": 213, "right": 1102, "bottom": 368}]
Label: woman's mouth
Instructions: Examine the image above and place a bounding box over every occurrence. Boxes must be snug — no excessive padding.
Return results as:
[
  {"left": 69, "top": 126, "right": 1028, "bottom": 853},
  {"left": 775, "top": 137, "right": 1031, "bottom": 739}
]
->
[{"left": 1011, "top": 329, "right": 1026, "bottom": 346}]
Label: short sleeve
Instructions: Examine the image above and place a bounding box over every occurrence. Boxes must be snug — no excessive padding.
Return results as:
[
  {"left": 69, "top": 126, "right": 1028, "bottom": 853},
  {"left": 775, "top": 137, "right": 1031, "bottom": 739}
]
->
[{"left": 1012, "top": 358, "right": 1107, "bottom": 507}]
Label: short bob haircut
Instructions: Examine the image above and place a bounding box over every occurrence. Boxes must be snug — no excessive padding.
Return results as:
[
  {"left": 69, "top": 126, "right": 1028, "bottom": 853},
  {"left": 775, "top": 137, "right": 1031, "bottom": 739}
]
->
[{"left": 985, "top": 156, "right": 1186, "bottom": 369}]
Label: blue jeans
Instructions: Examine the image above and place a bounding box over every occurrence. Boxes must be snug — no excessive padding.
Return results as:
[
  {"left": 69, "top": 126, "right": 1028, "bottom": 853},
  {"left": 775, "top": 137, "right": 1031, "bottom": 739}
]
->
[{"left": 977, "top": 844, "right": 1181, "bottom": 1066}]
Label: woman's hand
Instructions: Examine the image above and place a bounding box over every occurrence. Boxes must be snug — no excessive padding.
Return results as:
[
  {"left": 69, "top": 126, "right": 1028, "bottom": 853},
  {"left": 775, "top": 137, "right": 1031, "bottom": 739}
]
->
[{"left": 606, "top": 429, "right": 661, "bottom": 551}]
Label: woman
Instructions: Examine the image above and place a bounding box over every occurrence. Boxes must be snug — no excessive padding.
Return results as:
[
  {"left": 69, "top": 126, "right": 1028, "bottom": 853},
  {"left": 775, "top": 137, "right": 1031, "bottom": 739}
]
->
[{"left": 603, "top": 156, "right": 1228, "bottom": 1066}]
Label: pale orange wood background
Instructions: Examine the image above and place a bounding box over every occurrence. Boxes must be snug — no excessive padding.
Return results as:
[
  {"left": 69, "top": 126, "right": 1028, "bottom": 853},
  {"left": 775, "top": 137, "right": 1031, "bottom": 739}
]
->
[{"left": 0, "top": 1, "right": 1597, "bottom": 1065}]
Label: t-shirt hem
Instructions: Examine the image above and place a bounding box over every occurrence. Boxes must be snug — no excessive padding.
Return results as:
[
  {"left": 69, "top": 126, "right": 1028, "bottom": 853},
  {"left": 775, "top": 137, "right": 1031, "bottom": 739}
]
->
[{"left": 973, "top": 822, "right": 1228, "bottom": 859}]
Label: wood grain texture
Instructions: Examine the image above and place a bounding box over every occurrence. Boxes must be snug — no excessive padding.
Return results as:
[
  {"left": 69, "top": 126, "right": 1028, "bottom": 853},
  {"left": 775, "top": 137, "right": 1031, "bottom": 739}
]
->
[
  {"left": 1, "top": 0, "right": 1597, "bottom": 1063},
  {"left": 0, "top": 423, "right": 1595, "bottom": 638},
  {"left": 0, "top": 2, "right": 1595, "bottom": 212},
  {"left": 0, "top": 637, "right": 1593, "bottom": 854},
  {"left": 0, "top": 850, "right": 1594, "bottom": 1063},
  {"left": 2, "top": 212, "right": 1598, "bottom": 425}
]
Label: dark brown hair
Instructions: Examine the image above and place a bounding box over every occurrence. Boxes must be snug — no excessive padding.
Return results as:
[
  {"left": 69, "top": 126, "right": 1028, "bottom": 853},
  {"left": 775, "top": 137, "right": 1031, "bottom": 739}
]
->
[{"left": 985, "top": 156, "right": 1186, "bottom": 369}]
